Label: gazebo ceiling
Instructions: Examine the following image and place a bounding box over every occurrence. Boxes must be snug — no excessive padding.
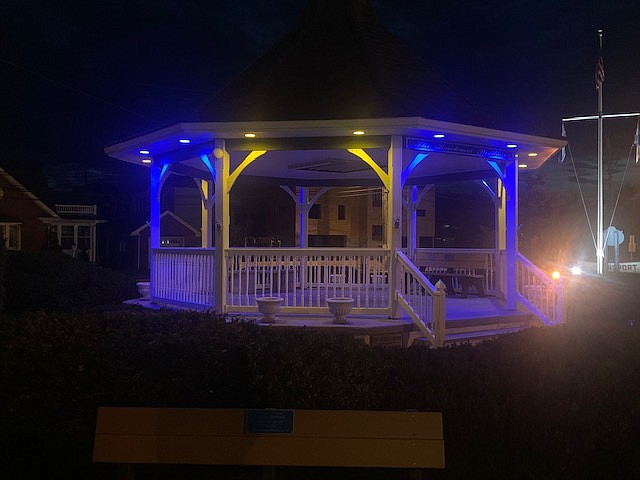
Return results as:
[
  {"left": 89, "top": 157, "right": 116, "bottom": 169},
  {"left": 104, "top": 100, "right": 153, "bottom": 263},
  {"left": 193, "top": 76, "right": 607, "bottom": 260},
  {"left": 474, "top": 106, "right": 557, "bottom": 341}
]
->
[{"left": 105, "top": 117, "right": 565, "bottom": 186}]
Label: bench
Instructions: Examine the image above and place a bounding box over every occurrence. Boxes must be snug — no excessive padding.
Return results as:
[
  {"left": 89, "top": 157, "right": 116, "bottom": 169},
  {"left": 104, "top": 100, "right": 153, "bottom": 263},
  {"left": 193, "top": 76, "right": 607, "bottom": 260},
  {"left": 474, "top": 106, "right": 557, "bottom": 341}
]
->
[
  {"left": 93, "top": 407, "right": 444, "bottom": 479},
  {"left": 417, "top": 253, "right": 488, "bottom": 298}
]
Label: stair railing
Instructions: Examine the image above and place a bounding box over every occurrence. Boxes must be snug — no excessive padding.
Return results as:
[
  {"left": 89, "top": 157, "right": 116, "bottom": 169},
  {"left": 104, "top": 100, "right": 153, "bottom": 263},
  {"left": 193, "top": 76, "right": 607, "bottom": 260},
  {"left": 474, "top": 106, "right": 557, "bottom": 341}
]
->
[
  {"left": 395, "top": 249, "right": 446, "bottom": 347},
  {"left": 516, "top": 253, "right": 567, "bottom": 325}
]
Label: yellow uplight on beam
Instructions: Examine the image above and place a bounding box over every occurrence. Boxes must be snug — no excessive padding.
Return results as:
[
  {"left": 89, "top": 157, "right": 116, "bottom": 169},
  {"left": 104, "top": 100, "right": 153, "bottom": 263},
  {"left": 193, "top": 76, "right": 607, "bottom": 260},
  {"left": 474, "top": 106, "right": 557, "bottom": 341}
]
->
[
  {"left": 528, "top": 152, "right": 538, "bottom": 157},
  {"left": 142, "top": 158, "right": 152, "bottom": 164},
  {"left": 244, "top": 133, "right": 256, "bottom": 138},
  {"left": 353, "top": 130, "right": 365, "bottom": 135}
]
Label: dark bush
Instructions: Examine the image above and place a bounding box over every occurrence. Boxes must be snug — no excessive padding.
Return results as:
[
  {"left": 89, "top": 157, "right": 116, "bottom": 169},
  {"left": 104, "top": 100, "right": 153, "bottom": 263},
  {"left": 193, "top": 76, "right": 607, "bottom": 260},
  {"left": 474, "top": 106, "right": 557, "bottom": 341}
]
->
[{"left": 3, "top": 252, "right": 138, "bottom": 312}]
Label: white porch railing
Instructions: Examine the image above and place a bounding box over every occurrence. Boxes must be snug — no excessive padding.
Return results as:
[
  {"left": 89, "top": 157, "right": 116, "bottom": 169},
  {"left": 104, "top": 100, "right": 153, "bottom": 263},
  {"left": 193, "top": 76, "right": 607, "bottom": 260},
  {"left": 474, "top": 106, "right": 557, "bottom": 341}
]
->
[
  {"left": 396, "top": 250, "right": 446, "bottom": 347},
  {"left": 226, "top": 248, "right": 391, "bottom": 314},
  {"left": 153, "top": 248, "right": 215, "bottom": 307},
  {"left": 413, "top": 248, "right": 498, "bottom": 293},
  {"left": 55, "top": 204, "right": 97, "bottom": 215},
  {"left": 516, "top": 253, "right": 566, "bottom": 325}
]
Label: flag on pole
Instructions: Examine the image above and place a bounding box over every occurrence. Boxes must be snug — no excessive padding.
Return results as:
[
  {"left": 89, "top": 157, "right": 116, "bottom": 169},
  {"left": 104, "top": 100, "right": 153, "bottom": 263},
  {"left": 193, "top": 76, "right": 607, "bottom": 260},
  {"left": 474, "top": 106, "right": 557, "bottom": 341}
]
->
[
  {"left": 635, "top": 117, "right": 639, "bottom": 164},
  {"left": 560, "top": 123, "right": 567, "bottom": 163},
  {"left": 595, "top": 55, "right": 605, "bottom": 90}
]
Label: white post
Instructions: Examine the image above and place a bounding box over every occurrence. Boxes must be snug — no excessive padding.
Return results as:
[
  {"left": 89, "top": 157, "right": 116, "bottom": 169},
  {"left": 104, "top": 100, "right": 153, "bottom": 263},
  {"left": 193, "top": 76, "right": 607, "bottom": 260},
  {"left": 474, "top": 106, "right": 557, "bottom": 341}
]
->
[
  {"left": 388, "top": 135, "right": 403, "bottom": 318},
  {"left": 299, "top": 187, "right": 309, "bottom": 248},
  {"left": 149, "top": 163, "right": 162, "bottom": 301},
  {"left": 406, "top": 186, "right": 417, "bottom": 260},
  {"left": 505, "top": 159, "right": 518, "bottom": 310},
  {"left": 214, "top": 140, "right": 230, "bottom": 315},
  {"left": 201, "top": 180, "right": 214, "bottom": 248}
]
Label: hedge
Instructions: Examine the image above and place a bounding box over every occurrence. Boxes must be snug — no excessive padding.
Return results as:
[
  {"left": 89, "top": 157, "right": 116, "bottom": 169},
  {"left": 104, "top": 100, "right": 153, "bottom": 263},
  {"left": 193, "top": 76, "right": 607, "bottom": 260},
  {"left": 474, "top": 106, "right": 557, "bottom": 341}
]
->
[
  {"left": 2, "top": 308, "right": 640, "bottom": 479},
  {"left": 3, "top": 252, "right": 138, "bottom": 313}
]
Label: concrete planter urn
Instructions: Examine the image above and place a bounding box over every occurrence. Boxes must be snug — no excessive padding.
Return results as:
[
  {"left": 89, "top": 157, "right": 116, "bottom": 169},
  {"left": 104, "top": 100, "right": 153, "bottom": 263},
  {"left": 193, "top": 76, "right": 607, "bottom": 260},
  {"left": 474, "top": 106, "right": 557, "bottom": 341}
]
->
[
  {"left": 256, "top": 297, "right": 284, "bottom": 324},
  {"left": 136, "top": 281, "right": 150, "bottom": 300},
  {"left": 327, "top": 297, "right": 355, "bottom": 324}
]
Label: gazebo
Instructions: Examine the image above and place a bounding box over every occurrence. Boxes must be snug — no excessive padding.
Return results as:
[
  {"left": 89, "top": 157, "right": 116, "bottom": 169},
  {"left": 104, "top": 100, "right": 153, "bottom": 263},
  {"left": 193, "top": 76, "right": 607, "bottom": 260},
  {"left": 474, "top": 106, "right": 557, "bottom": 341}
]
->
[{"left": 106, "top": 0, "right": 566, "bottom": 346}]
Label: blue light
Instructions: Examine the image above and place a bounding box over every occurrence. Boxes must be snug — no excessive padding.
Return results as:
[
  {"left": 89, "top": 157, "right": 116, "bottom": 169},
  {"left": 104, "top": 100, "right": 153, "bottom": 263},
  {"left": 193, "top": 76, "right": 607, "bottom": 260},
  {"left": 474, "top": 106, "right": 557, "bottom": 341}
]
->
[
  {"left": 433, "top": 134, "right": 445, "bottom": 139},
  {"left": 506, "top": 144, "right": 518, "bottom": 149},
  {"left": 179, "top": 139, "right": 191, "bottom": 144},
  {"left": 139, "top": 149, "right": 150, "bottom": 155}
]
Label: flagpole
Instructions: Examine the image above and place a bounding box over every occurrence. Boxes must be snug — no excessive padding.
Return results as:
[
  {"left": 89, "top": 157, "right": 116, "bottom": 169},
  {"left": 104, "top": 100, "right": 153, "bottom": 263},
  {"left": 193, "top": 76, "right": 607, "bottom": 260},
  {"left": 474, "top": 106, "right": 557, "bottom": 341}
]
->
[{"left": 596, "top": 29, "right": 604, "bottom": 275}]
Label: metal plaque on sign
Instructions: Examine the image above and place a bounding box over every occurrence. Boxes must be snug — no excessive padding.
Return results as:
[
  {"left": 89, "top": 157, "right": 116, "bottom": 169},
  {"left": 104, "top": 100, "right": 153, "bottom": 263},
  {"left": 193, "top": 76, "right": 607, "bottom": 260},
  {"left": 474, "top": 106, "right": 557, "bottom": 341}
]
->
[{"left": 245, "top": 409, "right": 294, "bottom": 434}]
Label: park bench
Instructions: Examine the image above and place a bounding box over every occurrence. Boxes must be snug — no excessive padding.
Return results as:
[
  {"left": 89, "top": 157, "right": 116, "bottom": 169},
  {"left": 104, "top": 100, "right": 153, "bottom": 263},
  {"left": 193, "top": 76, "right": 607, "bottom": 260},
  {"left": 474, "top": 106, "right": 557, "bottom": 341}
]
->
[
  {"left": 93, "top": 407, "right": 444, "bottom": 479},
  {"left": 417, "top": 253, "right": 488, "bottom": 298}
]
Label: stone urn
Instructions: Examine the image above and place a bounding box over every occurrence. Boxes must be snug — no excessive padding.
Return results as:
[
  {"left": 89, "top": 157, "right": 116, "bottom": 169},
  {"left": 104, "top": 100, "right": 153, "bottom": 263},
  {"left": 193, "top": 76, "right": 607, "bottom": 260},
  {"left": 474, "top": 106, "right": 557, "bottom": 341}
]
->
[
  {"left": 136, "top": 281, "right": 150, "bottom": 300},
  {"left": 256, "top": 297, "right": 284, "bottom": 324},
  {"left": 326, "top": 297, "right": 355, "bottom": 324}
]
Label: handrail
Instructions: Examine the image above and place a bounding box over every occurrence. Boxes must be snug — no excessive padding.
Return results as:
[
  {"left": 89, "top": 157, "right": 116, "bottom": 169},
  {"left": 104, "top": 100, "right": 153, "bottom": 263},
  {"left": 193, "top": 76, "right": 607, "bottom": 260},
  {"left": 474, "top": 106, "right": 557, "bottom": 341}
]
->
[
  {"left": 395, "top": 249, "right": 446, "bottom": 347},
  {"left": 516, "top": 253, "right": 566, "bottom": 325}
]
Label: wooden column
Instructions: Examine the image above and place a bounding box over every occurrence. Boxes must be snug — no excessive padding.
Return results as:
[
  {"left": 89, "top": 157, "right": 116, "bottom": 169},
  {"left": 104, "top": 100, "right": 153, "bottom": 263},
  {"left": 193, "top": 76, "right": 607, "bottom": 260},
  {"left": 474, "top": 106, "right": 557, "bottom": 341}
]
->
[
  {"left": 201, "top": 180, "right": 214, "bottom": 248},
  {"left": 387, "top": 135, "right": 403, "bottom": 318},
  {"left": 299, "top": 187, "right": 309, "bottom": 248},
  {"left": 214, "top": 140, "right": 230, "bottom": 315},
  {"left": 504, "top": 160, "right": 518, "bottom": 310},
  {"left": 149, "top": 163, "right": 162, "bottom": 301}
]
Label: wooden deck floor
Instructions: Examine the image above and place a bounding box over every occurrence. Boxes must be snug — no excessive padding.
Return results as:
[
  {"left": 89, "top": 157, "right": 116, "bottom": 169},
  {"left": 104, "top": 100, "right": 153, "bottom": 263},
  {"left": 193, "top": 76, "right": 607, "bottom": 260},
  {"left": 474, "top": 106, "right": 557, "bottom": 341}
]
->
[{"left": 127, "top": 295, "right": 533, "bottom": 347}]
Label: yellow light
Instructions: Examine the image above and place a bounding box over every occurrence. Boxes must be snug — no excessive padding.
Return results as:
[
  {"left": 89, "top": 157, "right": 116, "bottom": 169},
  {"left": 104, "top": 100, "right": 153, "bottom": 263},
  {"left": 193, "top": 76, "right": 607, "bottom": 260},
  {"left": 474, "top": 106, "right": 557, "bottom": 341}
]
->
[
  {"left": 518, "top": 164, "right": 527, "bottom": 168},
  {"left": 142, "top": 158, "right": 152, "bottom": 164},
  {"left": 353, "top": 130, "right": 365, "bottom": 135},
  {"left": 551, "top": 270, "right": 561, "bottom": 280},
  {"left": 244, "top": 133, "right": 256, "bottom": 138},
  {"left": 528, "top": 152, "right": 538, "bottom": 157}
]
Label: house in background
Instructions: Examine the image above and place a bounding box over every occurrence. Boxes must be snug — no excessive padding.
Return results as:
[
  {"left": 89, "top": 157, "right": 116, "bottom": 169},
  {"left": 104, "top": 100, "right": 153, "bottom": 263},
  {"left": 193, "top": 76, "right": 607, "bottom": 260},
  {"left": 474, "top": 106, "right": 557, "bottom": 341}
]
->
[
  {"left": 0, "top": 166, "right": 103, "bottom": 261},
  {"left": 130, "top": 210, "right": 201, "bottom": 272}
]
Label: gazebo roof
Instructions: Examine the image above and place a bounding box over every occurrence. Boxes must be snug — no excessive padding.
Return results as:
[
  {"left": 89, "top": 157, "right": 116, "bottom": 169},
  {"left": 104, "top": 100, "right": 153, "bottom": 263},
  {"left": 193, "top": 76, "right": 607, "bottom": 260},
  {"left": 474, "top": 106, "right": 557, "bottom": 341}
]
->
[
  {"left": 106, "top": 0, "right": 566, "bottom": 185},
  {"left": 194, "top": 0, "right": 496, "bottom": 128}
]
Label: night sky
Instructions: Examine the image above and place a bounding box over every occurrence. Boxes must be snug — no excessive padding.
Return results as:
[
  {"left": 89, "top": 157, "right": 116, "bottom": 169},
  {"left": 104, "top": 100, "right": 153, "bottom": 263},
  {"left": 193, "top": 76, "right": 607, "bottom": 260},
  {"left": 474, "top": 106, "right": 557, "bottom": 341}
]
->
[{"left": 1, "top": 0, "right": 639, "bottom": 194}]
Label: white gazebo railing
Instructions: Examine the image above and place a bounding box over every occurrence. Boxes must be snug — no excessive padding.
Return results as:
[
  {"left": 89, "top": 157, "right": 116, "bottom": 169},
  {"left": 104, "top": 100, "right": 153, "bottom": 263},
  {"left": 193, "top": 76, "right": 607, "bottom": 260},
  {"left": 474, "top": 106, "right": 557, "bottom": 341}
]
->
[
  {"left": 516, "top": 253, "right": 566, "bottom": 325},
  {"left": 226, "top": 248, "right": 391, "bottom": 314},
  {"left": 396, "top": 250, "right": 446, "bottom": 347},
  {"left": 153, "top": 248, "right": 216, "bottom": 307},
  {"left": 413, "top": 248, "right": 498, "bottom": 293}
]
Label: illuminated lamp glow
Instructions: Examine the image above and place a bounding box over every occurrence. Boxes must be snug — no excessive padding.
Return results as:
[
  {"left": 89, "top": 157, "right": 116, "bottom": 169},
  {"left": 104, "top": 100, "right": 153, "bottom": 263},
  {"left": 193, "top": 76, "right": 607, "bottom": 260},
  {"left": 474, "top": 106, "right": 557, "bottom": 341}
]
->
[
  {"left": 433, "top": 134, "right": 445, "bottom": 139},
  {"left": 353, "top": 130, "right": 365, "bottom": 135},
  {"left": 142, "top": 158, "right": 152, "bottom": 164},
  {"left": 139, "top": 149, "right": 150, "bottom": 155},
  {"left": 518, "top": 164, "right": 528, "bottom": 168},
  {"left": 570, "top": 266, "right": 582, "bottom": 276},
  {"left": 244, "top": 133, "right": 256, "bottom": 138},
  {"left": 551, "top": 270, "right": 561, "bottom": 280},
  {"left": 528, "top": 152, "right": 538, "bottom": 157},
  {"left": 506, "top": 144, "right": 518, "bottom": 149},
  {"left": 179, "top": 139, "right": 191, "bottom": 144}
]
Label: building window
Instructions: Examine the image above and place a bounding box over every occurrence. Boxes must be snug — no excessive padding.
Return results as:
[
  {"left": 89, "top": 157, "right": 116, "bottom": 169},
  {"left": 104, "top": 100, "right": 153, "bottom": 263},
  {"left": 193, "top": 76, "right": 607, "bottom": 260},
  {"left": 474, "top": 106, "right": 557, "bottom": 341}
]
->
[
  {"left": 371, "top": 191, "right": 382, "bottom": 207},
  {"left": 1, "top": 224, "right": 21, "bottom": 250},
  {"left": 337, "top": 205, "right": 346, "bottom": 220},
  {"left": 77, "top": 226, "right": 91, "bottom": 251},
  {"left": 60, "top": 225, "right": 75, "bottom": 249},
  {"left": 416, "top": 209, "right": 426, "bottom": 217},
  {"left": 309, "top": 204, "right": 321, "bottom": 219},
  {"left": 372, "top": 224, "right": 383, "bottom": 241}
]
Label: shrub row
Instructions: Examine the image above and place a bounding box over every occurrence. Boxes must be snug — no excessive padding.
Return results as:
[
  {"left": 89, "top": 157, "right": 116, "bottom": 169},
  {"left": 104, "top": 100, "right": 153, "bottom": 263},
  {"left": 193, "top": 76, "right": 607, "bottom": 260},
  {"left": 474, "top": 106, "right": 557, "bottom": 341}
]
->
[
  {"left": 3, "top": 252, "right": 138, "bottom": 313},
  {"left": 2, "top": 308, "right": 640, "bottom": 479}
]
